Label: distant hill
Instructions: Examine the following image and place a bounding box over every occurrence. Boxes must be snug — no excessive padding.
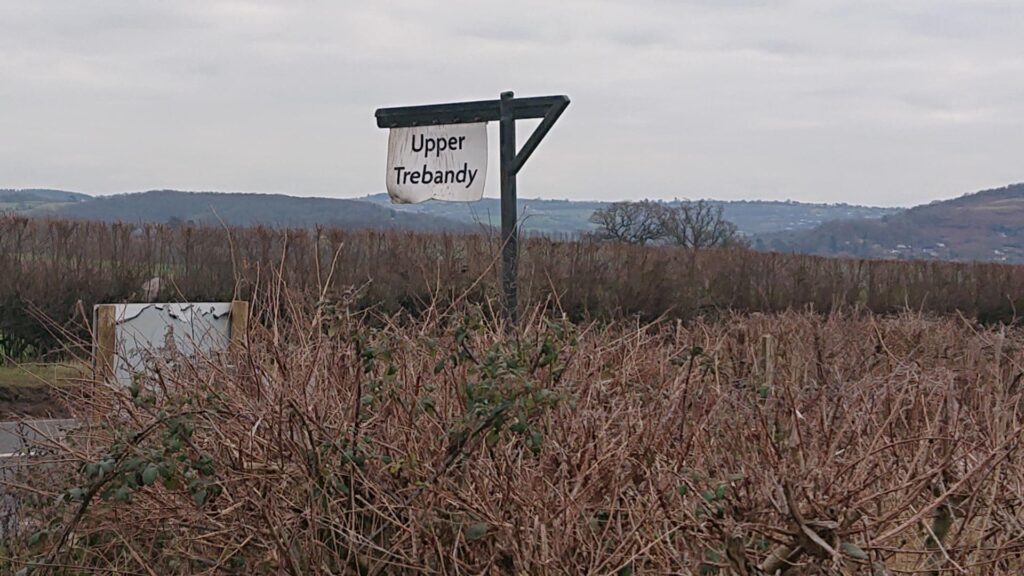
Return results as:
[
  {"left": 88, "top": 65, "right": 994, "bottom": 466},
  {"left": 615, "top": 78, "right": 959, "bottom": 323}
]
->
[
  {"left": 361, "top": 193, "right": 901, "bottom": 236},
  {"left": 9, "top": 184, "right": 1024, "bottom": 264},
  {"left": 0, "top": 189, "right": 90, "bottom": 213},
  {"left": 766, "top": 183, "right": 1024, "bottom": 263},
  {"left": 39, "top": 190, "right": 470, "bottom": 232},
  {"left": 6, "top": 188, "right": 900, "bottom": 237}
]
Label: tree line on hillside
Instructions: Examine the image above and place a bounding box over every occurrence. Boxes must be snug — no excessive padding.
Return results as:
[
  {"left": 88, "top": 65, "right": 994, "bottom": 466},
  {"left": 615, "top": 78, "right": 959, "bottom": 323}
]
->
[
  {"left": 3, "top": 214, "right": 1024, "bottom": 360},
  {"left": 588, "top": 200, "right": 744, "bottom": 248},
  {"left": 38, "top": 190, "right": 469, "bottom": 232}
]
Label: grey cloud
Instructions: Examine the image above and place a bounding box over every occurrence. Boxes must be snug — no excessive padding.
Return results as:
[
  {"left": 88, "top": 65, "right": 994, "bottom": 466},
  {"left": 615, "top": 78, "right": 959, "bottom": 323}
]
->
[{"left": 0, "top": 0, "right": 1022, "bottom": 206}]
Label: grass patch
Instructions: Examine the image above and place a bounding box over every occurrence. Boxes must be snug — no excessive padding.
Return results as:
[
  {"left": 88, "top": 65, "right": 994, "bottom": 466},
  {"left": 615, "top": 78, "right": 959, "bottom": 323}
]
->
[{"left": 0, "top": 362, "right": 85, "bottom": 390}]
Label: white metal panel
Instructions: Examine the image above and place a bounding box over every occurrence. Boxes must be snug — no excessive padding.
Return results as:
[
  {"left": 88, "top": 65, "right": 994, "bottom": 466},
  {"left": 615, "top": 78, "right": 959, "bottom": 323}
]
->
[{"left": 94, "top": 303, "right": 232, "bottom": 386}]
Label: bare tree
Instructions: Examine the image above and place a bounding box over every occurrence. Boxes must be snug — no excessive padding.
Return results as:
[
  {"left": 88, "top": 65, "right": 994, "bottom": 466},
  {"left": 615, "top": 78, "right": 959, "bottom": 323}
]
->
[
  {"left": 589, "top": 199, "right": 744, "bottom": 248},
  {"left": 588, "top": 200, "right": 666, "bottom": 246},
  {"left": 659, "top": 200, "right": 744, "bottom": 248}
]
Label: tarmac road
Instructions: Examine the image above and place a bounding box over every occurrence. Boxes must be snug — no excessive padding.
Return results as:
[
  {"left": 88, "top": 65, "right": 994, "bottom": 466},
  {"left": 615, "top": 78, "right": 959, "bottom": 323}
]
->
[
  {"left": 0, "top": 418, "right": 77, "bottom": 457},
  {"left": 0, "top": 418, "right": 77, "bottom": 540}
]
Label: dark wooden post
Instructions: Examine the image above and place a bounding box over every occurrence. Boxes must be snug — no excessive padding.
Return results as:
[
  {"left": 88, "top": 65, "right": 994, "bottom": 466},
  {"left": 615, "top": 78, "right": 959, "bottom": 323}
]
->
[
  {"left": 499, "top": 91, "right": 518, "bottom": 324},
  {"left": 375, "top": 92, "right": 569, "bottom": 327}
]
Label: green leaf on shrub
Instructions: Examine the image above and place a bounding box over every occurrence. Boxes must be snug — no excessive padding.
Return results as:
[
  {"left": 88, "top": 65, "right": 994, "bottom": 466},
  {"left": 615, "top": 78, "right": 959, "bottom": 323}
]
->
[
  {"left": 528, "top": 431, "right": 543, "bottom": 455},
  {"left": 485, "top": 429, "right": 499, "bottom": 447},
  {"left": 193, "top": 488, "right": 208, "bottom": 508},
  {"left": 417, "top": 396, "right": 436, "bottom": 415},
  {"left": 840, "top": 541, "right": 869, "bottom": 560},
  {"left": 194, "top": 454, "right": 216, "bottom": 476},
  {"left": 113, "top": 486, "right": 132, "bottom": 502},
  {"left": 99, "top": 458, "right": 115, "bottom": 474},
  {"left": 715, "top": 483, "right": 727, "bottom": 499},
  {"left": 142, "top": 463, "right": 159, "bottom": 486},
  {"left": 465, "top": 522, "right": 489, "bottom": 541}
]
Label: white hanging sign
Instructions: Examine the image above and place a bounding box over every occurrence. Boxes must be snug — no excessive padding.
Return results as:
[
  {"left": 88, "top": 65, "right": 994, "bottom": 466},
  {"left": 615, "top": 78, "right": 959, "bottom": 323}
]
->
[{"left": 386, "top": 123, "right": 488, "bottom": 204}]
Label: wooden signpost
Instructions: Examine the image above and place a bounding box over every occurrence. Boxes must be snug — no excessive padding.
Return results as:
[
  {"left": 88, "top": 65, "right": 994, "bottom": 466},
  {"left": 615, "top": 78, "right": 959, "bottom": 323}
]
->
[{"left": 376, "top": 91, "right": 570, "bottom": 324}]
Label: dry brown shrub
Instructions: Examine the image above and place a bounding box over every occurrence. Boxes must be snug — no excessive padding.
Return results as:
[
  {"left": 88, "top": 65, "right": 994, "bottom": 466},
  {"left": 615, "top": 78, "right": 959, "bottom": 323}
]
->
[
  {"left": 5, "top": 214, "right": 1024, "bottom": 362},
  {"left": 3, "top": 291, "right": 1024, "bottom": 574}
]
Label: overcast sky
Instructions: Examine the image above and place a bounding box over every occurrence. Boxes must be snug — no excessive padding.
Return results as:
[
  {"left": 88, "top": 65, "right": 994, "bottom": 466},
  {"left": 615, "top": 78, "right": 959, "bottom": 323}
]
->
[{"left": 2, "top": 0, "right": 1022, "bottom": 206}]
